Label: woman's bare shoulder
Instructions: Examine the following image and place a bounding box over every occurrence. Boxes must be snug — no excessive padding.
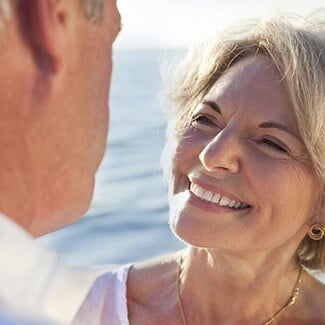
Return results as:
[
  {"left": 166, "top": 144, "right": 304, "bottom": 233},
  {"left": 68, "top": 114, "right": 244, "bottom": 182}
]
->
[
  {"left": 126, "top": 250, "right": 183, "bottom": 323},
  {"left": 127, "top": 250, "right": 182, "bottom": 295}
]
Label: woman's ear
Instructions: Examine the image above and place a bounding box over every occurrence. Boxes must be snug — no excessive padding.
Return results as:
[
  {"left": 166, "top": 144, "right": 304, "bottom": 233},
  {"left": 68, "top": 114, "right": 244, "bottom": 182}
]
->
[{"left": 17, "top": 0, "right": 70, "bottom": 73}]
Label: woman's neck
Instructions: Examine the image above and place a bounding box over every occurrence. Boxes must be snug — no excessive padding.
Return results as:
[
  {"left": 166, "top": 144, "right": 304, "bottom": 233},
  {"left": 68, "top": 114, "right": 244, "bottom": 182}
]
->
[{"left": 178, "top": 246, "right": 302, "bottom": 324}]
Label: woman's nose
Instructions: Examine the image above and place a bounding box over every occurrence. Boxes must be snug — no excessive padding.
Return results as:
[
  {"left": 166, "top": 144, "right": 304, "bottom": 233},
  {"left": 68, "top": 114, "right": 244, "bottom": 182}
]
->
[{"left": 199, "top": 129, "right": 241, "bottom": 174}]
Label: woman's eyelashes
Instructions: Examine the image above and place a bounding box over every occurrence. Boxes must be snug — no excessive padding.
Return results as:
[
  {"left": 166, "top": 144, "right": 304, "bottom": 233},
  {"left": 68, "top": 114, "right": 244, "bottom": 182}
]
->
[
  {"left": 191, "top": 114, "right": 221, "bottom": 129},
  {"left": 256, "top": 137, "right": 290, "bottom": 155}
]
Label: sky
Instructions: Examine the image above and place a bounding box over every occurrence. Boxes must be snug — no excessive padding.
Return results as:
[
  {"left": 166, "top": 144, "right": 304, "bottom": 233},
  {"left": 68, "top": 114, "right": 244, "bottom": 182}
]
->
[{"left": 115, "top": 0, "right": 325, "bottom": 50}]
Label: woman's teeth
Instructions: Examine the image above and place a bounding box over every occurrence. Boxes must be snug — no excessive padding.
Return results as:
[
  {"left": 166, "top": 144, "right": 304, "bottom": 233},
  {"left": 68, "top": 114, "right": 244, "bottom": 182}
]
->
[{"left": 190, "top": 183, "right": 249, "bottom": 209}]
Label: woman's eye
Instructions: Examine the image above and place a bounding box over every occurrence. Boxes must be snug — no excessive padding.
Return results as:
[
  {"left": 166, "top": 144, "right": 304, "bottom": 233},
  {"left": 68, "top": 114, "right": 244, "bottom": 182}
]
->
[
  {"left": 191, "top": 114, "right": 217, "bottom": 128},
  {"left": 257, "top": 138, "right": 289, "bottom": 154}
]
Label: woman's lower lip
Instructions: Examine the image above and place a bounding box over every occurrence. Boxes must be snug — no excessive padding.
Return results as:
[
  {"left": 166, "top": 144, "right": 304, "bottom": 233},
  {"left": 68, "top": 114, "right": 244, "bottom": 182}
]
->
[{"left": 188, "top": 190, "right": 247, "bottom": 213}]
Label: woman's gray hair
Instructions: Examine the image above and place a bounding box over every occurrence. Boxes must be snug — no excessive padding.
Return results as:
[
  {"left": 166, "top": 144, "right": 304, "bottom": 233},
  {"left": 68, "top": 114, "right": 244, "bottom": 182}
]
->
[{"left": 164, "top": 13, "right": 325, "bottom": 270}]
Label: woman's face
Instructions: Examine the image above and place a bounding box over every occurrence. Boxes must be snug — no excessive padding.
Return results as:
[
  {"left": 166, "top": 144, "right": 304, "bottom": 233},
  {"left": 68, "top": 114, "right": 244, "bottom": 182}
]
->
[{"left": 168, "top": 55, "right": 319, "bottom": 253}]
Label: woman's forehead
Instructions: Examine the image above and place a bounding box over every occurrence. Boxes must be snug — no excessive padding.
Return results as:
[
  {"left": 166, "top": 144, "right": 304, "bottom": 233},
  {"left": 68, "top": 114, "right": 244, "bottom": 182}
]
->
[
  {"left": 203, "top": 56, "right": 299, "bottom": 133},
  {"left": 209, "top": 56, "right": 282, "bottom": 96}
]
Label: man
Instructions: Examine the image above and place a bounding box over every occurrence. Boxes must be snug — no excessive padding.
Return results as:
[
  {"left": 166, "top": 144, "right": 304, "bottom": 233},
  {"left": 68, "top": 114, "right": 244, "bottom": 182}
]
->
[{"left": 0, "top": 0, "right": 121, "bottom": 323}]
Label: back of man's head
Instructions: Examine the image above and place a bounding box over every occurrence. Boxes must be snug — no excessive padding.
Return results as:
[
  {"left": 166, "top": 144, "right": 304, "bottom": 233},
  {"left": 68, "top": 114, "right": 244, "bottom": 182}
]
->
[{"left": 0, "top": 0, "right": 120, "bottom": 236}]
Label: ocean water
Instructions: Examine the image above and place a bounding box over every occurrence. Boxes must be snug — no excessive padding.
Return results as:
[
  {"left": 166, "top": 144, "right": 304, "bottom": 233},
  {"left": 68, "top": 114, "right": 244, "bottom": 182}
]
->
[{"left": 39, "top": 50, "right": 185, "bottom": 267}]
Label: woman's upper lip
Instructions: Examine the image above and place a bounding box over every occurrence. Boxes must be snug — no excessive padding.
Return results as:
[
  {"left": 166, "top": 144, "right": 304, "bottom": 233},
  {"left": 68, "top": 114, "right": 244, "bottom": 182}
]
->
[{"left": 189, "top": 177, "right": 250, "bottom": 206}]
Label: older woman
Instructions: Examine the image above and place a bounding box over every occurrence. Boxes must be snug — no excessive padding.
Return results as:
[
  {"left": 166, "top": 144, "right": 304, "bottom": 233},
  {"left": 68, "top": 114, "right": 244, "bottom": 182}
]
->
[{"left": 74, "top": 15, "right": 325, "bottom": 325}]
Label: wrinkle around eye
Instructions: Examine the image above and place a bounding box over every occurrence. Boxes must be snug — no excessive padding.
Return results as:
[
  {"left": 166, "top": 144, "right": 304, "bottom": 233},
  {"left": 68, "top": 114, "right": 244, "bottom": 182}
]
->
[{"left": 291, "top": 151, "right": 314, "bottom": 168}]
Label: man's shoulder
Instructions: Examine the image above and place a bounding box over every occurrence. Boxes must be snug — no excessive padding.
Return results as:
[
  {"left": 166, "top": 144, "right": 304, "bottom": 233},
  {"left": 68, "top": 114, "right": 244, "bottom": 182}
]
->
[{"left": 0, "top": 308, "right": 57, "bottom": 325}]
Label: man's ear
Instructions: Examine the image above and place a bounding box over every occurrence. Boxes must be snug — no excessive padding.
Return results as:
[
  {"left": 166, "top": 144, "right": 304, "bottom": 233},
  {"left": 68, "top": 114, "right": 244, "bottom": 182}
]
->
[{"left": 17, "top": 0, "right": 70, "bottom": 73}]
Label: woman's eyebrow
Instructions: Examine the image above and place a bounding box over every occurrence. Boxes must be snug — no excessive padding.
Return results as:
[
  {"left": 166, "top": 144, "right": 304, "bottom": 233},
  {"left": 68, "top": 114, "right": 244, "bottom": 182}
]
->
[
  {"left": 202, "top": 100, "right": 221, "bottom": 114},
  {"left": 259, "top": 121, "right": 300, "bottom": 140}
]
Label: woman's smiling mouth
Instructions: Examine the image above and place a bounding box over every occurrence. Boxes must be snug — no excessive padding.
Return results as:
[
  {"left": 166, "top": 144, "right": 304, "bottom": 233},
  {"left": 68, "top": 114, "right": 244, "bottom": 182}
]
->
[{"left": 190, "top": 183, "right": 250, "bottom": 209}]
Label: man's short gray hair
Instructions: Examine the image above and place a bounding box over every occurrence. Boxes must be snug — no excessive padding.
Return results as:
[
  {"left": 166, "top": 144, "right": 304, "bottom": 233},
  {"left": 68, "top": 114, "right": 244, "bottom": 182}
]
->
[
  {"left": 0, "top": 0, "right": 13, "bottom": 31},
  {"left": 0, "top": 0, "right": 104, "bottom": 29},
  {"left": 80, "top": 0, "right": 104, "bottom": 22}
]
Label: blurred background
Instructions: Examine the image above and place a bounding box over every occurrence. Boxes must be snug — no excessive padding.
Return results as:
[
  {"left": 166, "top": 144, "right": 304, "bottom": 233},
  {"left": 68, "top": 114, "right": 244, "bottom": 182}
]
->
[{"left": 39, "top": 0, "right": 324, "bottom": 267}]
